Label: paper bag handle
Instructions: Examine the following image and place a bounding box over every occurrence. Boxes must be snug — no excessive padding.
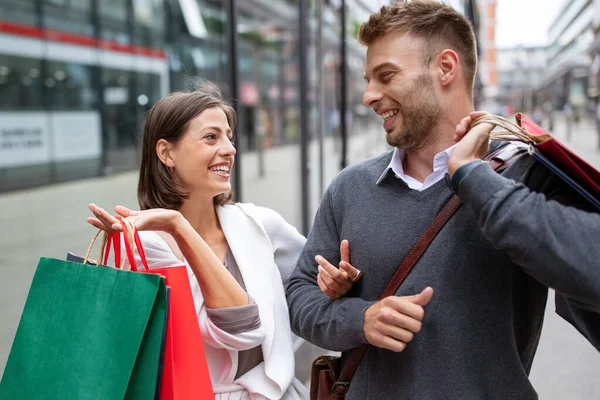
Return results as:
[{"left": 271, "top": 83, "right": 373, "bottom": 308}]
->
[
  {"left": 119, "top": 216, "right": 150, "bottom": 272},
  {"left": 471, "top": 114, "right": 552, "bottom": 145},
  {"left": 82, "top": 229, "right": 111, "bottom": 266}
]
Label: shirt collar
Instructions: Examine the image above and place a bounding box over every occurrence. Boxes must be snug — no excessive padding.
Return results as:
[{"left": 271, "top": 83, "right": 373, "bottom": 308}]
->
[{"left": 375, "top": 144, "right": 457, "bottom": 185}]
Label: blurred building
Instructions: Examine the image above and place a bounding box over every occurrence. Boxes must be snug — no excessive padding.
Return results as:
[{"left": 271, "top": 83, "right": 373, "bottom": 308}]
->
[
  {"left": 476, "top": 0, "right": 498, "bottom": 112},
  {"left": 587, "top": 0, "right": 600, "bottom": 101},
  {"left": 538, "top": 0, "right": 596, "bottom": 112},
  {"left": 496, "top": 46, "right": 549, "bottom": 112},
  {"left": 0, "top": 0, "right": 483, "bottom": 227},
  {"left": 0, "top": 0, "right": 386, "bottom": 196}
]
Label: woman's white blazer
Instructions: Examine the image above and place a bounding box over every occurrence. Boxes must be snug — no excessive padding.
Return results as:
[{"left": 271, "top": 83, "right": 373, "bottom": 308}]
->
[{"left": 131, "top": 203, "right": 309, "bottom": 399}]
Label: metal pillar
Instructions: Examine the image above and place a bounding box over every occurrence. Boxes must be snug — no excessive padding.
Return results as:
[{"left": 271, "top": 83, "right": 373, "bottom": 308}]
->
[
  {"left": 340, "top": 0, "right": 348, "bottom": 170},
  {"left": 227, "top": 0, "right": 242, "bottom": 201},
  {"left": 299, "top": 0, "right": 310, "bottom": 235}
]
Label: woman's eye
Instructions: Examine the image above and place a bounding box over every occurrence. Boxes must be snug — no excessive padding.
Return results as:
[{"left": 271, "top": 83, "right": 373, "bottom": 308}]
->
[{"left": 204, "top": 134, "right": 216, "bottom": 140}]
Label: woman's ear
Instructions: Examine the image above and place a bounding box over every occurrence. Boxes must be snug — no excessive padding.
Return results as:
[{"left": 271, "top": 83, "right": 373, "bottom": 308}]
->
[{"left": 156, "top": 139, "right": 174, "bottom": 168}]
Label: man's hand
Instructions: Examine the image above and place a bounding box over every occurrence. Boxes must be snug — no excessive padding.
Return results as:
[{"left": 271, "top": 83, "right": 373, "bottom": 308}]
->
[
  {"left": 448, "top": 111, "right": 495, "bottom": 177},
  {"left": 363, "top": 287, "right": 434, "bottom": 352}
]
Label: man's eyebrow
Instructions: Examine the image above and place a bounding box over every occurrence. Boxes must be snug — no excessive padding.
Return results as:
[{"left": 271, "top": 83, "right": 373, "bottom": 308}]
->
[{"left": 364, "top": 62, "right": 399, "bottom": 81}]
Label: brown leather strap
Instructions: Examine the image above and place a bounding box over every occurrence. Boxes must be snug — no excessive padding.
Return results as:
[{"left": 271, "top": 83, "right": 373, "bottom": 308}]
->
[{"left": 331, "top": 143, "right": 526, "bottom": 397}]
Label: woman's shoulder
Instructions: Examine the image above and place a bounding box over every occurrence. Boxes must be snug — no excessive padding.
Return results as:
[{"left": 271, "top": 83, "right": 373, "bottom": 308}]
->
[{"left": 223, "top": 203, "right": 286, "bottom": 227}]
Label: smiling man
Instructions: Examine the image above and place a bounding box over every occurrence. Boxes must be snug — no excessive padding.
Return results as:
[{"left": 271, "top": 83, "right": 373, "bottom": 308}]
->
[{"left": 286, "top": 1, "right": 600, "bottom": 399}]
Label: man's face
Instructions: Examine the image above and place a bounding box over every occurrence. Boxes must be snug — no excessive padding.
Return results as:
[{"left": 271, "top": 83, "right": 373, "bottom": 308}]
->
[{"left": 363, "top": 34, "right": 443, "bottom": 149}]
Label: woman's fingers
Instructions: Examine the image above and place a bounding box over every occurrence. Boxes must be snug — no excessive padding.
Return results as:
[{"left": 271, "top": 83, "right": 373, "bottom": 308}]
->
[
  {"left": 340, "top": 261, "right": 362, "bottom": 282},
  {"left": 115, "top": 205, "right": 140, "bottom": 217},
  {"left": 315, "top": 255, "right": 348, "bottom": 285},
  {"left": 318, "top": 272, "right": 339, "bottom": 299},
  {"left": 88, "top": 204, "right": 120, "bottom": 232},
  {"left": 340, "top": 239, "right": 350, "bottom": 263}
]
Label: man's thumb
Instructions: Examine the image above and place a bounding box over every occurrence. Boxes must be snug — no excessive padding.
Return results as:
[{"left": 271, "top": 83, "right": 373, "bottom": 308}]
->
[{"left": 411, "top": 287, "right": 434, "bottom": 306}]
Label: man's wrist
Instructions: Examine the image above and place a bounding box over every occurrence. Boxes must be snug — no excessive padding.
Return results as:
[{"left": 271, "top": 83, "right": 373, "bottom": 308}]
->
[{"left": 449, "top": 159, "right": 485, "bottom": 195}]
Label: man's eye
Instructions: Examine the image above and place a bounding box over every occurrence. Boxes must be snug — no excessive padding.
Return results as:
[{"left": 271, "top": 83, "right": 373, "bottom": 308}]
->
[{"left": 380, "top": 72, "right": 392, "bottom": 80}]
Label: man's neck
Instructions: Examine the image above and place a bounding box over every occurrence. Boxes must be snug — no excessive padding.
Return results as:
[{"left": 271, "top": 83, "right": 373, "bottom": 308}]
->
[{"left": 401, "top": 120, "right": 459, "bottom": 183}]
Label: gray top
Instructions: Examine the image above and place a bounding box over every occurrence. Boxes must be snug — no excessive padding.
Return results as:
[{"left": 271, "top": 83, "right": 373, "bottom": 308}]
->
[
  {"left": 286, "top": 142, "right": 600, "bottom": 399},
  {"left": 205, "top": 247, "right": 264, "bottom": 380}
]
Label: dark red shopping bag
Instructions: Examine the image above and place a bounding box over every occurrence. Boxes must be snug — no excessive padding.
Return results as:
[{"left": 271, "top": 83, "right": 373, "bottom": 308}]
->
[
  {"left": 516, "top": 113, "right": 600, "bottom": 209},
  {"left": 105, "top": 221, "right": 214, "bottom": 400},
  {"left": 474, "top": 113, "right": 600, "bottom": 211}
]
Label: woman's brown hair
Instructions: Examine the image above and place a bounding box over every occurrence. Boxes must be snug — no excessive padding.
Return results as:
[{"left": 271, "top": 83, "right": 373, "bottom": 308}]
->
[{"left": 137, "top": 81, "right": 236, "bottom": 210}]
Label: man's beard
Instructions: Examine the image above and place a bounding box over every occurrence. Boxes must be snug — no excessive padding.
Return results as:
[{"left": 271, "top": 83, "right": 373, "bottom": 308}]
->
[{"left": 385, "top": 73, "right": 443, "bottom": 149}]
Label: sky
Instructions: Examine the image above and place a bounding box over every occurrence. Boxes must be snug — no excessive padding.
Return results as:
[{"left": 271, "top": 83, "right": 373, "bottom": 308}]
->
[{"left": 495, "top": 0, "right": 566, "bottom": 48}]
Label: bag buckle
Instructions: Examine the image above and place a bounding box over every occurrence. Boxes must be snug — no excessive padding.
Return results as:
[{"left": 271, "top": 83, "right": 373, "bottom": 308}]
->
[{"left": 332, "top": 381, "right": 350, "bottom": 395}]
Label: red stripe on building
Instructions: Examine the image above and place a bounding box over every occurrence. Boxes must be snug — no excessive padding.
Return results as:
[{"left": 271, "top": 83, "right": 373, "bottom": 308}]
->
[{"left": 0, "top": 21, "right": 166, "bottom": 59}]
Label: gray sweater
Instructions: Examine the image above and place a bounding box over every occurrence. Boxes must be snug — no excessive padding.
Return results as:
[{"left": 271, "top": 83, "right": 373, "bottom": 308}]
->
[{"left": 286, "top": 143, "right": 600, "bottom": 399}]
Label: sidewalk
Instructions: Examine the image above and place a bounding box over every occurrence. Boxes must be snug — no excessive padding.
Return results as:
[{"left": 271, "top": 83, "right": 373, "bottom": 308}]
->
[{"left": 548, "top": 112, "right": 600, "bottom": 169}]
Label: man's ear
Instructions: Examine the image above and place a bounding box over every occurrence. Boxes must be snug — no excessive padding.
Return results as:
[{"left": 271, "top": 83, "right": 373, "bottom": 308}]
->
[
  {"left": 156, "top": 139, "right": 174, "bottom": 168},
  {"left": 437, "top": 49, "right": 460, "bottom": 87}
]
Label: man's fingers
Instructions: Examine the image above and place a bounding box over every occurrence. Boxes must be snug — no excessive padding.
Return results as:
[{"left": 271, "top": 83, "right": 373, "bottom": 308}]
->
[
  {"left": 315, "top": 255, "right": 347, "bottom": 285},
  {"left": 379, "top": 324, "right": 415, "bottom": 343},
  {"left": 468, "top": 111, "right": 489, "bottom": 120},
  {"left": 376, "top": 335, "right": 407, "bottom": 353},
  {"left": 340, "top": 239, "right": 350, "bottom": 263},
  {"left": 408, "top": 287, "right": 434, "bottom": 307},
  {"left": 379, "top": 307, "right": 423, "bottom": 333},
  {"left": 384, "top": 297, "right": 425, "bottom": 321},
  {"left": 456, "top": 116, "right": 471, "bottom": 135},
  {"left": 340, "top": 261, "right": 362, "bottom": 282}
]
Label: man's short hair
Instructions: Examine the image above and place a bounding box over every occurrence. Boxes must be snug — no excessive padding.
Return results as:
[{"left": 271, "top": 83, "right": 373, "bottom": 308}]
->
[{"left": 358, "top": 0, "right": 478, "bottom": 92}]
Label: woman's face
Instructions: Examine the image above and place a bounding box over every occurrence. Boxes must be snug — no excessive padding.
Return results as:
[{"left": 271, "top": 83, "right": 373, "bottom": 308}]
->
[{"left": 168, "top": 107, "right": 236, "bottom": 198}]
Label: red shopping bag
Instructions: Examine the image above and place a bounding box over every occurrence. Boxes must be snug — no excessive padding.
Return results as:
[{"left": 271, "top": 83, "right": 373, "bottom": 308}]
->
[
  {"left": 106, "top": 221, "right": 214, "bottom": 399},
  {"left": 516, "top": 113, "right": 600, "bottom": 205}
]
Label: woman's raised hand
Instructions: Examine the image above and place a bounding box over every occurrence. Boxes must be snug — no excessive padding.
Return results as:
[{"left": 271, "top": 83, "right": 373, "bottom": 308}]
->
[
  {"left": 87, "top": 204, "right": 185, "bottom": 234},
  {"left": 315, "top": 239, "right": 362, "bottom": 300}
]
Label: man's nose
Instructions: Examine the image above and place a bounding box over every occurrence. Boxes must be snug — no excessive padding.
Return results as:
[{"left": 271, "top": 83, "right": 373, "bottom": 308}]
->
[{"left": 362, "top": 82, "right": 383, "bottom": 108}]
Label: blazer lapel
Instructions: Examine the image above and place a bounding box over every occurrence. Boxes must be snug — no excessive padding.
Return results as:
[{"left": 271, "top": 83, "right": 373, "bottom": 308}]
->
[{"left": 217, "top": 205, "right": 276, "bottom": 342}]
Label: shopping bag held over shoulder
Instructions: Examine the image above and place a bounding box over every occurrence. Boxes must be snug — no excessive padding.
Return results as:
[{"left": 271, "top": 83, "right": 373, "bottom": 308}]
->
[{"left": 471, "top": 113, "right": 600, "bottom": 211}]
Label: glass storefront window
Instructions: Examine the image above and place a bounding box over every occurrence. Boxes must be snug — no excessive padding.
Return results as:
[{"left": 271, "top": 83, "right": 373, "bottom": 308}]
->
[
  {"left": 0, "top": 0, "right": 37, "bottom": 26},
  {"left": 42, "top": 0, "right": 93, "bottom": 36},
  {"left": 132, "top": 0, "right": 165, "bottom": 48},
  {"left": 0, "top": 55, "right": 43, "bottom": 111},
  {"left": 46, "top": 61, "right": 96, "bottom": 111},
  {"left": 99, "top": 0, "right": 130, "bottom": 44}
]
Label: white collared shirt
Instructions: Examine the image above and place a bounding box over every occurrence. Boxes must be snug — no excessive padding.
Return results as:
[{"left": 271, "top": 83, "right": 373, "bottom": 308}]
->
[{"left": 376, "top": 145, "right": 457, "bottom": 191}]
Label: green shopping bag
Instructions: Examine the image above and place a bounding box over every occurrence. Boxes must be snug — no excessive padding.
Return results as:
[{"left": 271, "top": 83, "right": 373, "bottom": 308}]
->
[{"left": 0, "top": 255, "right": 168, "bottom": 399}]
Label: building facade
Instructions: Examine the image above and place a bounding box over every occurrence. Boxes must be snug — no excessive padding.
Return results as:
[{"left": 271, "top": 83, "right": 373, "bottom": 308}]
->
[
  {"left": 539, "top": 0, "right": 596, "bottom": 113},
  {"left": 0, "top": 0, "right": 484, "bottom": 229}
]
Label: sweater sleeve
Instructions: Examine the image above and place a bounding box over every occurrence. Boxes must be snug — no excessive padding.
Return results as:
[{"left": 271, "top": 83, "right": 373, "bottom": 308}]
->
[
  {"left": 132, "top": 231, "right": 266, "bottom": 351},
  {"left": 457, "top": 161, "right": 600, "bottom": 308},
  {"left": 286, "top": 184, "right": 376, "bottom": 352}
]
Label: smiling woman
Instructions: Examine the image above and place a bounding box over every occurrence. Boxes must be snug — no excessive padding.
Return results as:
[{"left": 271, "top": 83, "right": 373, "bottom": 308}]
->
[
  {"left": 85, "top": 80, "right": 357, "bottom": 399},
  {"left": 137, "top": 82, "right": 236, "bottom": 210}
]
